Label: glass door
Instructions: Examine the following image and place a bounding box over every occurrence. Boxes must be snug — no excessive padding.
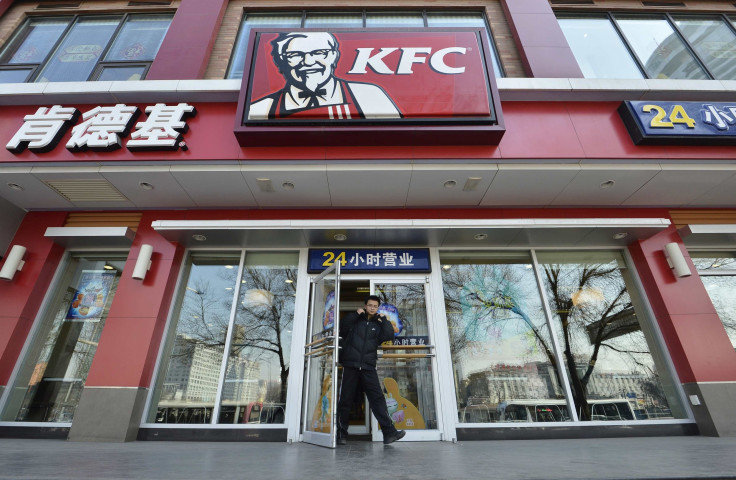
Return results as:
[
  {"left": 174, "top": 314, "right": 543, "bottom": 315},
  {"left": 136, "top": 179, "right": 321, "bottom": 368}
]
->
[
  {"left": 301, "top": 263, "right": 340, "bottom": 448},
  {"left": 370, "top": 277, "right": 442, "bottom": 441}
]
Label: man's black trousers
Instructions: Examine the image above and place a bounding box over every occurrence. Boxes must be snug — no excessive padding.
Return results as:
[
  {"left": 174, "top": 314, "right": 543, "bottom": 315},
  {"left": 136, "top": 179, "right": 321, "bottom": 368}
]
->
[{"left": 337, "top": 366, "right": 397, "bottom": 439}]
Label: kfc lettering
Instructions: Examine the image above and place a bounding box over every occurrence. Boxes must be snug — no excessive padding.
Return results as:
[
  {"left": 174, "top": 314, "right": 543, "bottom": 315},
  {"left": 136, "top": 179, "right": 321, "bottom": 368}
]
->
[
  {"left": 348, "top": 47, "right": 468, "bottom": 75},
  {"left": 235, "top": 29, "right": 505, "bottom": 146}
]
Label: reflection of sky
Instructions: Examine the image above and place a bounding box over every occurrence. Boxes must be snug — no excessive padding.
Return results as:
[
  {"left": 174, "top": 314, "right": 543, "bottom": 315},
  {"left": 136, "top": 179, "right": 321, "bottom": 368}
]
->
[
  {"left": 617, "top": 19, "right": 678, "bottom": 64},
  {"left": 559, "top": 17, "right": 643, "bottom": 78}
]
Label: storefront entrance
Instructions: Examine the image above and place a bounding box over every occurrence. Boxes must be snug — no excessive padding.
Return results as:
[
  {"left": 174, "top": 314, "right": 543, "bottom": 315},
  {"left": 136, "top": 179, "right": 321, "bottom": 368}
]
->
[{"left": 301, "top": 265, "right": 448, "bottom": 447}]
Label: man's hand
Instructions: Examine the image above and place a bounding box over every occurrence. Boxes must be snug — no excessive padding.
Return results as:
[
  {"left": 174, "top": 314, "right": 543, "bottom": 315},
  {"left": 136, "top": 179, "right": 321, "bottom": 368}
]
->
[{"left": 357, "top": 308, "right": 365, "bottom": 315}]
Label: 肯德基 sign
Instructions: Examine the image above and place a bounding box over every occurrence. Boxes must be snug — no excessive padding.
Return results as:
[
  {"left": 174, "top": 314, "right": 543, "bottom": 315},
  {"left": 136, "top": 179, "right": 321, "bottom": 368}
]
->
[
  {"left": 307, "top": 248, "right": 431, "bottom": 273},
  {"left": 619, "top": 100, "right": 736, "bottom": 145}
]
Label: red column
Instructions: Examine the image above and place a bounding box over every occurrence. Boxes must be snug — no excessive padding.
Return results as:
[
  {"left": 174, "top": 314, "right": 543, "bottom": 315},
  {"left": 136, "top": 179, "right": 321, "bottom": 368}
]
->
[
  {"left": 145, "top": 0, "right": 229, "bottom": 80},
  {"left": 84, "top": 212, "right": 184, "bottom": 388},
  {"left": 0, "top": 212, "right": 66, "bottom": 386},
  {"left": 629, "top": 227, "right": 736, "bottom": 383},
  {"left": 500, "top": 0, "right": 584, "bottom": 78}
]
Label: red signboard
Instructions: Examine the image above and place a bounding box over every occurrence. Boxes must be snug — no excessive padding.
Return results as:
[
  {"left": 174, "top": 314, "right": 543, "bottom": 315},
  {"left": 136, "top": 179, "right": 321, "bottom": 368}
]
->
[{"left": 234, "top": 29, "right": 505, "bottom": 146}]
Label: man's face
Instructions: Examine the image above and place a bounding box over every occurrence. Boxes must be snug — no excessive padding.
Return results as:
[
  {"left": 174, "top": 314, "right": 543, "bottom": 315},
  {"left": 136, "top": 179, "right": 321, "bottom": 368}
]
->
[
  {"left": 365, "top": 300, "right": 380, "bottom": 316},
  {"left": 281, "top": 35, "right": 338, "bottom": 92}
]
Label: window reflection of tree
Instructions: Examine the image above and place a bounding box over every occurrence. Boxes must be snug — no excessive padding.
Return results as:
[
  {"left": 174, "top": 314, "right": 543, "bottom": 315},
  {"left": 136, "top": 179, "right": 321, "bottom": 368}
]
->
[
  {"left": 442, "top": 256, "right": 671, "bottom": 422},
  {"left": 231, "top": 266, "right": 297, "bottom": 404}
]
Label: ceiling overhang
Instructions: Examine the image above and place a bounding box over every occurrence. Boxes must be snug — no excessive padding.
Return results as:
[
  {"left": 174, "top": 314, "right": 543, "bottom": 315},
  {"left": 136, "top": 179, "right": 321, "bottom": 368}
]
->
[
  {"left": 151, "top": 218, "right": 671, "bottom": 248},
  {"left": 679, "top": 224, "right": 736, "bottom": 248}
]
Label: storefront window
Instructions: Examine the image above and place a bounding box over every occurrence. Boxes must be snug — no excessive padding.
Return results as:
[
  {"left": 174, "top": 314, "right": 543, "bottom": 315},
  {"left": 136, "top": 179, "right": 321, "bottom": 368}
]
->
[
  {"left": 217, "top": 252, "right": 298, "bottom": 424},
  {"left": 557, "top": 15, "right": 644, "bottom": 79},
  {"left": 0, "top": 253, "right": 126, "bottom": 423},
  {"left": 558, "top": 13, "right": 736, "bottom": 80},
  {"left": 614, "top": 14, "right": 708, "bottom": 80},
  {"left": 441, "top": 249, "right": 687, "bottom": 425},
  {"left": 226, "top": 10, "right": 503, "bottom": 79},
  {"left": 441, "top": 251, "right": 569, "bottom": 424},
  {"left": 0, "top": 14, "right": 172, "bottom": 83},
  {"left": 691, "top": 251, "right": 736, "bottom": 349},
  {"left": 536, "top": 250, "right": 686, "bottom": 422},
  {"left": 147, "top": 250, "right": 298, "bottom": 425}
]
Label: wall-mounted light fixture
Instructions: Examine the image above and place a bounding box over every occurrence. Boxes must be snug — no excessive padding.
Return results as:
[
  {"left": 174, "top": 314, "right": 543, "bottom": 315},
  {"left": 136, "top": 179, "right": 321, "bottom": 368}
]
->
[
  {"left": 664, "top": 242, "right": 692, "bottom": 278},
  {"left": 0, "top": 245, "right": 27, "bottom": 281},
  {"left": 132, "top": 244, "right": 154, "bottom": 280}
]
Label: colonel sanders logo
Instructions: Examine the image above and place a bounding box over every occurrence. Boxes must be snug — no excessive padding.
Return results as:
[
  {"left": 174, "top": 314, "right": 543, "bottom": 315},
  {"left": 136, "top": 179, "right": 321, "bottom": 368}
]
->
[{"left": 248, "top": 32, "right": 402, "bottom": 120}]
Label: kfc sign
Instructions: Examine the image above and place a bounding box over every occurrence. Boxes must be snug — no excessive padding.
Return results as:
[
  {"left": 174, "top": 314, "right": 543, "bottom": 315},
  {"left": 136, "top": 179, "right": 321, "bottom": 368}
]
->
[
  {"left": 235, "top": 30, "right": 504, "bottom": 146},
  {"left": 6, "top": 103, "right": 196, "bottom": 154}
]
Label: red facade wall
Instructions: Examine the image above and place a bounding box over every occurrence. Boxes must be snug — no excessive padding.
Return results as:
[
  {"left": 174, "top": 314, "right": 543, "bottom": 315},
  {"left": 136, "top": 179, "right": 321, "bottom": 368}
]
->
[
  {"left": 0, "top": 211, "right": 66, "bottom": 386},
  {"left": 3, "top": 101, "right": 736, "bottom": 163}
]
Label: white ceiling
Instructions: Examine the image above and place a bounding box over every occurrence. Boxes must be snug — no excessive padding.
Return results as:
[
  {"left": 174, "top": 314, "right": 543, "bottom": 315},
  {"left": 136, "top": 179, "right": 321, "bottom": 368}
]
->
[
  {"left": 2, "top": 161, "right": 736, "bottom": 211},
  {"left": 2, "top": 160, "right": 734, "bottom": 247}
]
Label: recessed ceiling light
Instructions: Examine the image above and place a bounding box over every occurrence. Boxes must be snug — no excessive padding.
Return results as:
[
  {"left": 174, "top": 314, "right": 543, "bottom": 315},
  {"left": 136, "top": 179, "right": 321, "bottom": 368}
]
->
[
  {"left": 442, "top": 265, "right": 451, "bottom": 270},
  {"left": 7, "top": 182, "right": 24, "bottom": 191},
  {"left": 192, "top": 234, "right": 207, "bottom": 241},
  {"left": 600, "top": 180, "right": 615, "bottom": 189},
  {"left": 282, "top": 181, "right": 295, "bottom": 190},
  {"left": 334, "top": 233, "right": 347, "bottom": 241},
  {"left": 613, "top": 232, "right": 629, "bottom": 240},
  {"left": 103, "top": 264, "right": 115, "bottom": 270},
  {"left": 285, "top": 279, "right": 294, "bottom": 283},
  {"left": 139, "top": 181, "right": 154, "bottom": 190},
  {"left": 443, "top": 180, "right": 457, "bottom": 188},
  {"left": 474, "top": 233, "right": 488, "bottom": 240},
  {"left": 225, "top": 265, "right": 234, "bottom": 269}
]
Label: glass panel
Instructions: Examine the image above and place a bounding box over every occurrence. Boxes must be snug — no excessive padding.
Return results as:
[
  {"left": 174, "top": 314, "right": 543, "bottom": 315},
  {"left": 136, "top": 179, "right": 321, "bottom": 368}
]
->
[
  {"left": 0, "top": 68, "right": 33, "bottom": 83},
  {"left": 0, "top": 254, "right": 126, "bottom": 422},
  {"left": 440, "top": 251, "right": 569, "bottom": 424},
  {"left": 305, "top": 13, "right": 363, "bottom": 28},
  {"left": 692, "top": 251, "right": 736, "bottom": 350},
  {"left": 227, "top": 13, "right": 302, "bottom": 79},
  {"left": 35, "top": 16, "right": 122, "bottom": 82},
  {"left": 700, "top": 276, "right": 736, "bottom": 350},
  {"left": 374, "top": 282, "right": 437, "bottom": 430},
  {"left": 147, "top": 252, "right": 240, "bottom": 424},
  {"left": 0, "top": 17, "right": 71, "bottom": 65},
  {"left": 104, "top": 14, "right": 172, "bottom": 62},
  {"left": 217, "top": 252, "right": 298, "bottom": 424},
  {"left": 615, "top": 15, "right": 708, "bottom": 79},
  {"left": 536, "top": 250, "right": 686, "bottom": 422},
  {"left": 304, "top": 269, "right": 337, "bottom": 437},
  {"left": 427, "top": 12, "right": 503, "bottom": 77},
  {"left": 95, "top": 65, "right": 146, "bottom": 81},
  {"left": 673, "top": 15, "right": 736, "bottom": 80},
  {"left": 691, "top": 251, "right": 736, "bottom": 271},
  {"left": 558, "top": 16, "right": 644, "bottom": 79},
  {"left": 366, "top": 12, "right": 424, "bottom": 28}
]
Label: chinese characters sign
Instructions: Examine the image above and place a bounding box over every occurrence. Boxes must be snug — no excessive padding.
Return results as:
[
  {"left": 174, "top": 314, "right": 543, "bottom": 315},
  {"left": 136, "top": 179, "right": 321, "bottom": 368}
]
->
[
  {"left": 619, "top": 100, "right": 736, "bottom": 145},
  {"left": 6, "top": 103, "right": 196, "bottom": 153},
  {"left": 308, "top": 248, "right": 430, "bottom": 273}
]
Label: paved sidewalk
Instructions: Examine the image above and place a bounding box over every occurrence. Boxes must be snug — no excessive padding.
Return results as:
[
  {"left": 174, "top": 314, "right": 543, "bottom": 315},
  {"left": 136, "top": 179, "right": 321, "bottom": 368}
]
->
[{"left": 1, "top": 436, "right": 735, "bottom": 480}]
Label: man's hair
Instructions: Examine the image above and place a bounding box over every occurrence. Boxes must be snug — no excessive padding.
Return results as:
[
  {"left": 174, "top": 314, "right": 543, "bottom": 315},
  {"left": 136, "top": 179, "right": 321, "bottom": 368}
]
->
[
  {"left": 364, "top": 295, "right": 381, "bottom": 306},
  {"left": 270, "top": 32, "right": 340, "bottom": 73}
]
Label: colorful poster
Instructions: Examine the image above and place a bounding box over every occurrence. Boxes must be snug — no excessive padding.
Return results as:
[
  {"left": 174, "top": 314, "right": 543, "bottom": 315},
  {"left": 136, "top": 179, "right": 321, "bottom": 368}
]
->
[
  {"left": 378, "top": 303, "right": 402, "bottom": 336},
  {"left": 65, "top": 270, "right": 114, "bottom": 322},
  {"left": 323, "top": 290, "right": 335, "bottom": 329}
]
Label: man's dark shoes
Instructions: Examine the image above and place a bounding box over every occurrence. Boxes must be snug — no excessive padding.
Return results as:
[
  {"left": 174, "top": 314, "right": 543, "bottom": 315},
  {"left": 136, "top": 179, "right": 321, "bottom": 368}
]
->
[
  {"left": 383, "top": 430, "right": 406, "bottom": 445},
  {"left": 336, "top": 436, "right": 347, "bottom": 445}
]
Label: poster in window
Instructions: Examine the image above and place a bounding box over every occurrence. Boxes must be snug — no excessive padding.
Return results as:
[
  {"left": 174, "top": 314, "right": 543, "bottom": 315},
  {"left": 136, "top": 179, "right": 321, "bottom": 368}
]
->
[{"left": 65, "top": 270, "right": 114, "bottom": 322}]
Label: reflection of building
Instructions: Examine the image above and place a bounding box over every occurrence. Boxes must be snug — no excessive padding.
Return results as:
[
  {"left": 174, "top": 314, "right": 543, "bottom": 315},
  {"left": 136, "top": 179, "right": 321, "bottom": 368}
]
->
[
  {"left": 467, "top": 361, "right": 651, "bottom": 405},
  {"left": 163, "top": 334, "right": 224, "bottom": 403}
]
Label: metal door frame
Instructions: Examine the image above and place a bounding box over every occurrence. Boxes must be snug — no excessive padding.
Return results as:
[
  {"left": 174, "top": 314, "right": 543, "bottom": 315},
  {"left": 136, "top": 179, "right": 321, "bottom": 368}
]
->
[{"left": 301, "top": 262, "right": 340, "bottom": 448}]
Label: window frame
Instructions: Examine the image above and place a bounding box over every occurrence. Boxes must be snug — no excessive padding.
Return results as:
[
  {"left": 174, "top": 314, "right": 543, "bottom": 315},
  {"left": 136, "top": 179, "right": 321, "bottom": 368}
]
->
[
  {"left": 556, "top": 11, "right": 736, "bottom": 80},
  {"left": 0, "top": 12, "right": 172, "bottom": 83},
  {"left": 225, "top": 9, "right": 505, "bottom": 79}
]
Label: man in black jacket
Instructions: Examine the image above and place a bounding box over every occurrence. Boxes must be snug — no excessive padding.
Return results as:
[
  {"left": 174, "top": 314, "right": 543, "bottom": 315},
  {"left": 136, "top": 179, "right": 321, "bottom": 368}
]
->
[{"left": 337, "top": 295, "right": 406, "bottom": 445}]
